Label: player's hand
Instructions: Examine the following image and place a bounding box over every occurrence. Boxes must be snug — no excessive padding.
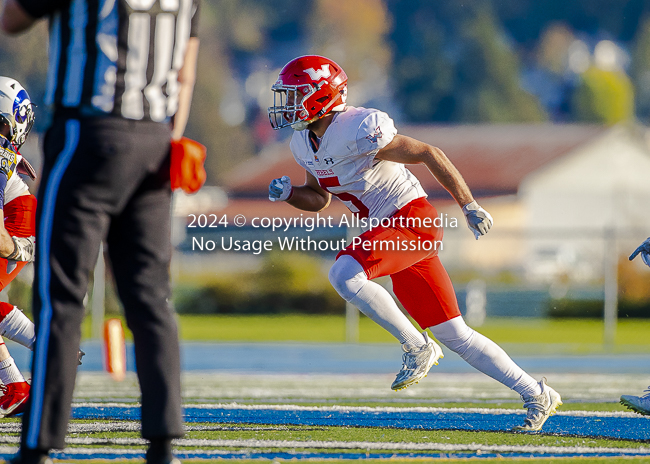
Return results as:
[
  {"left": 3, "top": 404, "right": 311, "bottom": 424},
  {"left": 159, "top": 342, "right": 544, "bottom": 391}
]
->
[
  {"left": 629, "top": 237, "right": 650, "bottom": 268},
  {"left": 462, "top": 201, "right": 493, "bottom": 240},
  {"left": 7, "top": 236, "right": 35, "bottom": 262},
  {"left": 269, "top": 175, "right": 293, "bottom": 202}
]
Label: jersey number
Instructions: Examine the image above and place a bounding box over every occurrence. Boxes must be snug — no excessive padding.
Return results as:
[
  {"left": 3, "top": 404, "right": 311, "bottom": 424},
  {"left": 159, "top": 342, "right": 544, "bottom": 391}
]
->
[{"left": 318, "top": 176, "right": 369, "bottom": 218}]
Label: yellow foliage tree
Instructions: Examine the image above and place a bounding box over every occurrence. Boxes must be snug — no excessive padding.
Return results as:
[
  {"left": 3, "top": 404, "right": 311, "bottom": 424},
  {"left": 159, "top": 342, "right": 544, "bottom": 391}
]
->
[{"left": 573, "top": 67, "right": 635, "bottom": 125}]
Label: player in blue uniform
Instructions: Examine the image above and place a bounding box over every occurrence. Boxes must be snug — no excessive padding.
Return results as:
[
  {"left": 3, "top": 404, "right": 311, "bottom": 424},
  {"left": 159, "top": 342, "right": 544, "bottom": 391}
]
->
[{"left": 620, "top": 238, "right": 650, "bottom": 415}]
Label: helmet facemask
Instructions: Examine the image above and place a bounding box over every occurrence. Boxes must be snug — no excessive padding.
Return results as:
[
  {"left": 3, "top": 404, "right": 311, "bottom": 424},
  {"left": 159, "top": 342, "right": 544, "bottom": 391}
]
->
[
  {"left": 268, "top": 83, "right": 311, "bottom": 130},
  {"left": 0, "top": 113, "right": 15, "bottom": 142},
  {"left": 12, "top": 100, "right": 34, "bottom": 149},
  {"left": 269, "top": 81, "right": 346, "bottom": 131}
]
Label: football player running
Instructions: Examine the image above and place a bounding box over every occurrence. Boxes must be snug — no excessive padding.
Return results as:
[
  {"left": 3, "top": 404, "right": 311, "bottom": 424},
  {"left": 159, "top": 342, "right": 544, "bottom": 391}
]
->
[
  {"left": 620, "top": 237, "right": 650, "bottom": 415},
  {"left": 0, "top": 76, "right": 38, "bottom": 418},
  {"left": 267, "top": 55, "right": 562, "bottom": 432}
]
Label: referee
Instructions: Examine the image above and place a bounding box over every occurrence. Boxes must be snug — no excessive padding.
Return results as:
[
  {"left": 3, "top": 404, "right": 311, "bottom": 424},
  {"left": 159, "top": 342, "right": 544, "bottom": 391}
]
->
[{"left": 1, "top": 1, "right": 200, "bottom": 463}]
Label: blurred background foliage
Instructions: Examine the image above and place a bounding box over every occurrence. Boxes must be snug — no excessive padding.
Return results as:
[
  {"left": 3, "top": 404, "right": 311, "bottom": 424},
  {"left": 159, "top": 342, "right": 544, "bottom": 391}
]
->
[
  {"left": 4, "top": 0, "right": 650, "bottom": 184},
  {"left": 172, "top": 252, "right": 343, "bottom": 314},
  {"left": 4, "top": 1, "right": 650, "bottom": 321}
]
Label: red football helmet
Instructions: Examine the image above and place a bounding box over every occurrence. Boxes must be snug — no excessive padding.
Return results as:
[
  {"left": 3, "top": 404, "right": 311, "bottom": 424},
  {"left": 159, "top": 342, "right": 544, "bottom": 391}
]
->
[{"left": 268, "top": 55, "right": 348, "bottom": 131}]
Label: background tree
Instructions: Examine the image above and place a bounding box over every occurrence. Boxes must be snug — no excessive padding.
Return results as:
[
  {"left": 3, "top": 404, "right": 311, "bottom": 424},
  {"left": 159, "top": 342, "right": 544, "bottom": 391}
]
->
[
  {"left": 454, "top": 3, "right": 546, "bottom": 122},
  {"left": 572, "top": 66, "right": 634, "bottom": 125},
  {"left": 630, "top": 16, "right": 650, "bottom": 123},
  {"left": 307, "top": 0, "right": 393, "bottom": 110}
]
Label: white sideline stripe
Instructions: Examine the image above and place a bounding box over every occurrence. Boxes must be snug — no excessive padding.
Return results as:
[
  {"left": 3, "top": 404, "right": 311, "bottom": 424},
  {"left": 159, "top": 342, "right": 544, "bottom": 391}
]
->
[
  {"left": 70, "top": 401, "right": 648, "bottom": 418},
  {"left": 0, "top": 437, "right": 648, "bottom": 455},
  {"left": 74, "top": 402, "right": 141, "bottom": 408},
  {"left": 0, "top": 422, "right": 290, "bottom": 434}
]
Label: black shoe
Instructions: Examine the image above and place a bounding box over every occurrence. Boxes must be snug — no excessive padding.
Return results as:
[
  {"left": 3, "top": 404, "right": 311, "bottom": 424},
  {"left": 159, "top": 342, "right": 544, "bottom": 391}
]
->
[
  {"left": 8, "top": 449, "right": 52, "bottom": 464},
  {"left": 146, "top": 456, "right": 181, "bottom": 464},
  {"left": 145, "top": 438, "right": 179, "bottom": 464}
]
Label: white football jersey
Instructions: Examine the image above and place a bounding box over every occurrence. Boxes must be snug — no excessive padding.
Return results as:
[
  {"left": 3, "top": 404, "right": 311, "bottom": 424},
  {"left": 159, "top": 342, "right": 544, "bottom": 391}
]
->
[
  {"left": 289, "top": 106, "right": 426, "bottom": 223},
  {"left": 5, "top": 171, "right": 29, "bottom": 205}
]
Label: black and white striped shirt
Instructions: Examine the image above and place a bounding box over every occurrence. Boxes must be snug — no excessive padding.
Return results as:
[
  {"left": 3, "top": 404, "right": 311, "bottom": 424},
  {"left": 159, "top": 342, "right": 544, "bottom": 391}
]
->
[{"left": 17, "top": 0, "right": 200, "bottom": 122}]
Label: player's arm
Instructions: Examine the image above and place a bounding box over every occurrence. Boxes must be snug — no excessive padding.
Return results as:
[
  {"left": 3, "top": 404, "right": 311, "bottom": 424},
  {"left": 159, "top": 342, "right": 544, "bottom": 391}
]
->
[
  {"left": 376, "top": 134, "right": 473, "bottom": 206},
  {"left": 269, "top": 171, "right": 331, "bottom": 212},
  {"left": 376, "top": 134, "right": 492, "bottom": 239},
  {"left": 171, "top": 37, "right": 199, "bottom": 140},
  {"left": 0, "top": 209, "right": 14, "bottom": 257},
  {"left": 0, "top": 208, "right": 32, "bottom": 261},
  {"left": 0, "top": 174, "right": 33, "bottom": 261},
  {"left": 0, "top": 0, "right": 36, "bottom": 34}
]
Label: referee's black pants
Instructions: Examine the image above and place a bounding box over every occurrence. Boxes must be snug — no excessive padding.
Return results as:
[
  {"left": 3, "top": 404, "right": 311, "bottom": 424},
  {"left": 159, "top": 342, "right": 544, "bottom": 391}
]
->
[{"left": 21, "top": 115, "right": 184, "bottom": 451}]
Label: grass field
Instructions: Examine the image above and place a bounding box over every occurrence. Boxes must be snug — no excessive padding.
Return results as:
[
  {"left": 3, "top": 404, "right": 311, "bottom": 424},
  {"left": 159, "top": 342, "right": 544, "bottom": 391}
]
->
[
  {"left": 2, "top": 372, "right": 650, "bottom": 463},
  {"left": 171, "top": 314, "right": 650, "bottom": 353},
  {"left": 19, "top": 315, "right": 650, "bottom": 462}
]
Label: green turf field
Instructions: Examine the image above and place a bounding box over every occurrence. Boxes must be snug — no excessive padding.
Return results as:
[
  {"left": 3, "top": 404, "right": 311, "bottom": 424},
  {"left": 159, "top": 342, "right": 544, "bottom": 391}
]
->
[
  {"left": 62, "top": 316, "right": 650, "bottom": 463},
  {"left": 169, "top": 314, "right": 650, "bottom": 353}
]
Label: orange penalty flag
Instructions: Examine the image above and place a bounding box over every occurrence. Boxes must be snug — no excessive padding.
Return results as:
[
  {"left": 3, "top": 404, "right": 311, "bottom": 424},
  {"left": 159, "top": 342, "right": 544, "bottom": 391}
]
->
[{"left": 170, "top": 136, "right": 207, "bottom": 194}]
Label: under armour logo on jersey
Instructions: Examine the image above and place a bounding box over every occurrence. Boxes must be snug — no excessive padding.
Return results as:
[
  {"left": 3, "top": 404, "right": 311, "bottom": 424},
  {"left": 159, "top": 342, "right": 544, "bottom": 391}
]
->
[
  {"left": 365, "top": 126, "right": 383, "bottom": 143},
  {"left": 324, "top": 158, "right": 334, "bottom": 165},
  {"left": 304, "top": 65, "right": 331, "bottom": 81}
]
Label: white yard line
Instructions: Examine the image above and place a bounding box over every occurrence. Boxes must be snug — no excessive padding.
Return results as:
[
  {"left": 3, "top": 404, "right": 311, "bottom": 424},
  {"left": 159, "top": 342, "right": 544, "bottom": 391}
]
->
[
  {"left": 0, "top": 436, "right": 649, "bottom": 455},
  {"left": 73, "top": 372, "right": 650, "bottom": 402}
]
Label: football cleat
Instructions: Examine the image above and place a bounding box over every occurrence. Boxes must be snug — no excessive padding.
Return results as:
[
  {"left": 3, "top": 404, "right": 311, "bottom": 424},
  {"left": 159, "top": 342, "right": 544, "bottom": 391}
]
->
[
  {"left": 620, "top": 388, "right": 650, "bottom": 415},
  {"left": 0, "top": 381, "right": 30, "bottom": 417},
  {"left": 391, "top": 332, "right": 443, "bottom": 391},
  {"left": 513, "top": 378, "right": 562, "bottom": 432}
]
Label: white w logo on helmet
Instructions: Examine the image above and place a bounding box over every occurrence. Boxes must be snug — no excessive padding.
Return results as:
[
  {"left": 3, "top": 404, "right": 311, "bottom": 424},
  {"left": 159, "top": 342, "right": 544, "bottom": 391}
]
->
[{"left": 304, "top": 65, "right": 331, "bottom": 81}]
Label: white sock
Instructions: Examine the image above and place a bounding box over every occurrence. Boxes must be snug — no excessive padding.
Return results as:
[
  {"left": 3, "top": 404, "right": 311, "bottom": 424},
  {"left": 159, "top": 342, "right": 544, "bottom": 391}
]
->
[
  {"left": 0, "top": 356, "right": 26, "bottom": 384},
  {"left": 0, "top": 307, "right": 35, "bottom": 350},
  {"left": 329, "top": 255, "right": 426, "bottom": 347},
  {"left": 429, "top": 316, "right": 541, "bottom": 398}
]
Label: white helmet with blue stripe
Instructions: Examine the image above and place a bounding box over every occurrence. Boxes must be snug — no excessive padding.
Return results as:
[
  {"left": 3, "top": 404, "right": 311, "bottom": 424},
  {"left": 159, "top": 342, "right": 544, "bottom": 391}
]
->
[{"left": 0, "top": 76, "right": 34, "bottom": 149}]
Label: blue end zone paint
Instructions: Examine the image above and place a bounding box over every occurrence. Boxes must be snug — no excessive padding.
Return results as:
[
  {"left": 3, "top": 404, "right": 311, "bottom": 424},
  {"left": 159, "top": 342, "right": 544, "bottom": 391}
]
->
[{"left": 70, "top": 405, "right": 650, "bottom": 441}]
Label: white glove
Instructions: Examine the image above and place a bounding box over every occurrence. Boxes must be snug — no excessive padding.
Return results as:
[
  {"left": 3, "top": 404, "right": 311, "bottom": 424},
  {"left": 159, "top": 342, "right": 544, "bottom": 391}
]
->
[
  {"left": 268, "top": 175, "right": 293, "bottom": 202},
  {"left": 629, "top": 237, "right": 650, "bottom": 268},
  {"left": 7, "top": 236, "right": 35, "bottom": 262},
  {"left": 462, "top": 201, "right": 493, "bottom": 240}
]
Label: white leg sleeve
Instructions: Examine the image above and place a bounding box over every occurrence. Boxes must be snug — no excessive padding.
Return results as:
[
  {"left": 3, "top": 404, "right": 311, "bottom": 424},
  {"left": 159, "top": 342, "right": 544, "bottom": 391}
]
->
[
  {"left": 0, "top": 307, "right": 35, "bottom": 350},
  {"left": 329, "top": 255, "right": 425, "bottom": 348},
  {"left": 0, "top": 356, "right": 26, "bottom": 384},
  {"left": 429, "top": 316, "right": 541, "bottom": 398}
]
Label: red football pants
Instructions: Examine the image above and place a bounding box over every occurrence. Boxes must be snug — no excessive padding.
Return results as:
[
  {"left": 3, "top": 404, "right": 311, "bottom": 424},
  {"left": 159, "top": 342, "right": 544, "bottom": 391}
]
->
[
  {"left": 0, "top": 194, "right": 37, "bottom": 292},
  {"left": 337, "top": 197, "right": 461, "bottom": 328}
]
